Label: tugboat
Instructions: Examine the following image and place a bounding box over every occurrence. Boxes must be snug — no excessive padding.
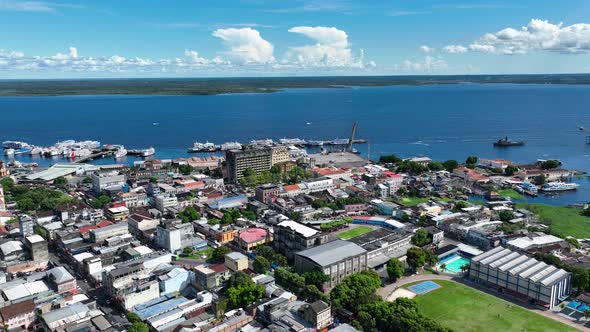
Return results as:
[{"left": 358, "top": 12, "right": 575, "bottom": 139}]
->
[{"left": 493, "top": 136, "right": 525, "bottom": 147}]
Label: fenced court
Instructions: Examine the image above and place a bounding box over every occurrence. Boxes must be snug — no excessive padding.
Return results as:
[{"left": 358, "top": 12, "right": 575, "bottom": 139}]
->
[{"left": 407, "top": 281, "right": 441, "bottom": 295}]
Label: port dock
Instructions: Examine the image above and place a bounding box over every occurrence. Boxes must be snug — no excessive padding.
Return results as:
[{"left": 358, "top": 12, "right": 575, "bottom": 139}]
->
[{"left": 74, "top": 149, "right": 115, "bottom": 163}]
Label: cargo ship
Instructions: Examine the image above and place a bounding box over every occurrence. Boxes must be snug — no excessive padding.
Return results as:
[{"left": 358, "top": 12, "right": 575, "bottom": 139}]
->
[{"left": 493, "top": 137, "right": 525, "bottom": 147}]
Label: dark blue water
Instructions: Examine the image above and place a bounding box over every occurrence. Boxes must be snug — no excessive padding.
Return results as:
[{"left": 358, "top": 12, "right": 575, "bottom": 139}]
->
[{"left": 1, "top": 84, "right": 590, "bottom": 205}]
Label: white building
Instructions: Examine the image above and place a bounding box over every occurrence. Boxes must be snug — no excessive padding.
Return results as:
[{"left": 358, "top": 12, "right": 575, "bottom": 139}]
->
[
  {"left": 91, "top": 171, "right": 126, "bottom": 195},
  {"left": 154, "top": 195, "right": 178, "bottom": 212},
  {"left": 302, "top": 177, "right": 334, "bottom": 193}
]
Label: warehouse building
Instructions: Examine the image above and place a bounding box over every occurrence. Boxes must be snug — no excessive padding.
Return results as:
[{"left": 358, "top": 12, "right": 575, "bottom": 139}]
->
[
  {"left": 294, "top": 240, "right": 367, "bottom": 289},
  {"left": 469, "top": 246, "right": 571, "bottom": 309}
]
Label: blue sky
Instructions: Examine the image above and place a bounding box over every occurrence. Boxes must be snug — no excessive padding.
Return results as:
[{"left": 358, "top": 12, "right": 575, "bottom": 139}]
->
[{"left": 1, "top": 0, "right": 590, "bottom": 78}]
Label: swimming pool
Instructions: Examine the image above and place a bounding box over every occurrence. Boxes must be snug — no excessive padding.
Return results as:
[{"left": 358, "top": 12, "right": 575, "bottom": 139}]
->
[{"left": 439, "top": 254, "right": 470, "bottom": 274}]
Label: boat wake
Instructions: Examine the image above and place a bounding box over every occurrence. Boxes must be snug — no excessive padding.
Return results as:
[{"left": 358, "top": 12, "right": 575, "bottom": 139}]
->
[{"left": 410, "top": 141, "right": 430, "bottom": 146}]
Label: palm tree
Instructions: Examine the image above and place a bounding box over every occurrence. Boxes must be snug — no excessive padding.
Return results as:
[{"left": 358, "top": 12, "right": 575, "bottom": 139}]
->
[
  {"left": 584, "top": 309, "right": 590, "bottom": 320},
  {"left": 440, "top": 263, "right": 447, "bottom": 272}
]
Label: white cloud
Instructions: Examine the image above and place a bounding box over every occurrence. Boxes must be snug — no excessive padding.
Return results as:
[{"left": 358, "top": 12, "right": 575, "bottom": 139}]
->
[
  {"left": 445, "top": 19, "right": 590, "bottom": 55},
  {"left": 0, "top": 1, "right": 83, "bottom": 12},
  {"left": 442, "top": 45, "right": 468, "bottom": 53},
  {"left": 285, "top": 26, "right": 366, "bottom": 67},
  {"left": 420, "top": 45, "right": 434, "bottom": 53},
  {"left": 212, "top": 27, "right": 274, "bottom": 64},
  {"left": 395, "top": 56, "right": 448, "bottom": 72}
]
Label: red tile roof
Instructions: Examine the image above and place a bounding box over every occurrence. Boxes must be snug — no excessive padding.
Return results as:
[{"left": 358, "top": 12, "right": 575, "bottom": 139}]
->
[
  {"left": 283, "top": 184, "right": 300, "bottom": 192},
  {"left": 0, "top": 299, "right": 35, "bottom": 320},
  {"left": 209, "top": 263, "right": 228, "bottom": 273},
  {"left": 239, "top": 228, "right": 267, "bottom": 243}
]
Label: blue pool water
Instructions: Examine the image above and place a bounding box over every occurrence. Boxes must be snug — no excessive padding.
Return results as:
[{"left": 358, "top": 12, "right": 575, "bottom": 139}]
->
[{"left": 439, "top": 254, "right": 471, "bottom": 274}]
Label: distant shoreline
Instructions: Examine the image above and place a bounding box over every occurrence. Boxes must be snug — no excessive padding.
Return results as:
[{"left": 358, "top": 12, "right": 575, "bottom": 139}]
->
[{"left": 1, "top": 74, "right": 590, "bottom": 96}]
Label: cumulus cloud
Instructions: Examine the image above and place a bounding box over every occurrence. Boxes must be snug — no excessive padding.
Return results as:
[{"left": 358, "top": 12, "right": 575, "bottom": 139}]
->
[
  {"left": 285, "top": 26, "right": 366, "bottom": 68},
  {"left": 212, "top": 27, "right": 274, "bottom": 64},
  {"left": 0, "top": 25, "right": 375, "bottom": 75},
  {"left": 395, "top": 56, "right": 448, "bottom": 72},
  {"left": 444, "top": 19, "right": 590, "bottom": 55},
  {"left": 420, "top": 45, "right": 434, "bottom": 53},
  {"left": 442, "top": 45, "right": 468, "bottom": 53}
]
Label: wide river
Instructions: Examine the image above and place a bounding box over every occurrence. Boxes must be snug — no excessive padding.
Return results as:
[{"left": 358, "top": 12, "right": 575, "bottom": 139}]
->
[{"left": 1, "top": 84, "right": 590, "bottom": 205}]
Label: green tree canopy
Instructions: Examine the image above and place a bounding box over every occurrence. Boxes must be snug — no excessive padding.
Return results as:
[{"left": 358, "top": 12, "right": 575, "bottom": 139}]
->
[
  {"left": 442, "top": 160, "right": 459, "bottom": 172},
  {"left": 504, "top": 166, "right": 519, "bottom": 176},
  {"left": 386, "top": 258, "right": 404, "bottom": 282},
  {"left": 211, "top": 246, "right": 231, "bottom": 262},
  {"left": 499, "top": 210, "right": 515, "bottom": 222},
  {"left": 406, "top": 247, "right": 426, "bottom": 271},
  {"left": 379, "top": 154, "right": 401, "bottom": 164},
  {"left": 411, "top": 228, "right": 431, "bottom": 247},
  {"left": 329, "top": 271, "right": 381, "bottom": 312},
  {"left": 253, "top": 256, "right": 270, "bottom": 274},
  {"left": 303, "top": 269, "right": 330, "bottom": 290},
  {"left": 465, "top": 155, "right": 478, "bottom": 166},
  {"left": 540, "top": 160, "right": 561, "bottom": 170}
]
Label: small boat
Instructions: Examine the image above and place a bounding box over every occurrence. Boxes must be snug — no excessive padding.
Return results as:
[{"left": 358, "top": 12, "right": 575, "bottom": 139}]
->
[
  {"left": 141, "top": 147, "right": 155, "bottom": 157},
  {"left": 4, "top": 148, "right": 15, "bottom": 156},
  {"left": 579, "top": 126, "right": 585, "bottom": 131},
  {"left": 115, "top": 146, "right": 127, "bottom": 159},
  {"left": 153, "top": 122, "right": 159, "bottom": 126},
  {"left": 29, "top": 147, "right": 42, "bottom": 155},
  {"left": 541, "top": 182, "right": 580, "bottom": 192},
  {"left": 306, "top": 122, "right": 312, "bottom": 125},
  {"left": 14, "top": 147, "right": 32, "bottom": 155},
  {"left": 493, "top": 136, "right": 525, "bottom": 147}
]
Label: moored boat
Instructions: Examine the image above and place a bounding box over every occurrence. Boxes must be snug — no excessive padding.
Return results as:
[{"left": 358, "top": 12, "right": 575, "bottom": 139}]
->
[
  {"left": 493, "top": 136, "right": 525, "bottom": 147},
  {"left": 541, "top": 182, "right": 579, "bottom": 192}
]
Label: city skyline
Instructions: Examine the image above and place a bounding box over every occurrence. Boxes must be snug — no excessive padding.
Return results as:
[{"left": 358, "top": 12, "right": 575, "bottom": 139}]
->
[{"left": 1, "top": 0, "right": 590, "bottom": 78}]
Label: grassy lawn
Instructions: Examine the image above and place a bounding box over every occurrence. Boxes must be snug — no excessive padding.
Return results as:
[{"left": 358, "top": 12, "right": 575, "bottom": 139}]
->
[
  {"left": 497, "top": 188, "right": 524, "bottom": 200},
  {"left": 182, "top": 247, "right": 214, "bottom": 260},
  {"left": 409, "top": 281, "right": 577, "bottom": 332},
  {"left": 337, "top": 226, "right": 373, "bottom": 240},
  {"left": 516, "top": 203, "right": 590, "bottom": 238},
  {"left": 396, "top": 196, "right": 429, "bottom": 206}
]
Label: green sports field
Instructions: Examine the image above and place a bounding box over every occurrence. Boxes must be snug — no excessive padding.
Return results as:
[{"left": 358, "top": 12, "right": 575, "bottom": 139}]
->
[
  {"left": 408, "top": 280, "right": 578, "bottom": 332},
  {"left": 337, "top": 226, "right": 373, "bottom": 240}
]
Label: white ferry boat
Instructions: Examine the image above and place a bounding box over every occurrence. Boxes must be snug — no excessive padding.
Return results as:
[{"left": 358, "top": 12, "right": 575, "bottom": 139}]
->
[
  {"left": 221, "top": 142, "right": 242, "bottom": 151},
  {"left": 115, "top": 146, "right": 128, "bottom": 159},
  {"left": 250, "top": 139, "right": 274, "bottom": 146},
  {"left": 541, "top": 182, "right": 580, "bottom": 192},
  {"left": 141, "top": 147, "right": 155, "bottom": 157},
  {"left": 2, "top": 141, "right": 30, "bottom": 149},
  {"left": 279, "top": 138, "right": 306, "bottom": 145}
]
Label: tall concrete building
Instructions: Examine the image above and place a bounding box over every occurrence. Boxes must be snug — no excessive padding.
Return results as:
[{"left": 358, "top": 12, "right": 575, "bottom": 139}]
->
[
  {"left": 226, "top": 146, "right": 272, "bottom": 183},
  {"left": 19, "top": 215, "right": 34, "bottom": 237},
  {"left": 92, "top": 171, "right": 126, "bottom": 195},
  {"left": 24, "top": 234, "right": 48, "bottom": 263},
  {"left": 226, "top": 145, "right": 291, "bottom": 184}
]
